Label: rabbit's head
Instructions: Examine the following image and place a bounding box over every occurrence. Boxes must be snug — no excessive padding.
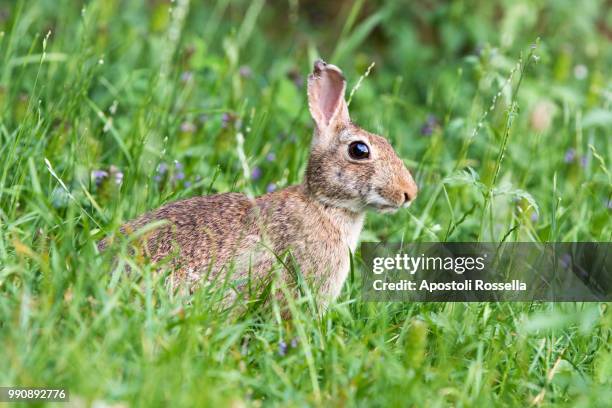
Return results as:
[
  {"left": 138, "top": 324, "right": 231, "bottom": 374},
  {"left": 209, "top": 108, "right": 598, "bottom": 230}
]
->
[{"left": 305, "top": 60, "right": 417, "bottom": 213}]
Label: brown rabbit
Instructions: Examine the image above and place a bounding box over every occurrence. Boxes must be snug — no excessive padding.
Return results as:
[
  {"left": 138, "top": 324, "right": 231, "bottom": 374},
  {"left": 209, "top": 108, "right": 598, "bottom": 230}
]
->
[{"left": 99, "top": 60, "right": 417, "bottom": 310}]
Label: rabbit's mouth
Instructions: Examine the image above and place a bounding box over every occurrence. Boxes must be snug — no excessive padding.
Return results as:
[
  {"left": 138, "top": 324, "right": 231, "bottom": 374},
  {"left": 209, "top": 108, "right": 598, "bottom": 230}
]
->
[
  {"left": 369, "top": 197, "right": 415, "bottom": 212},
  {"left": 369, "top": 203, "right": 401, "bottom": 213},
  {"left": 366, "top": 191, "right": 405, "bottom": 213}
]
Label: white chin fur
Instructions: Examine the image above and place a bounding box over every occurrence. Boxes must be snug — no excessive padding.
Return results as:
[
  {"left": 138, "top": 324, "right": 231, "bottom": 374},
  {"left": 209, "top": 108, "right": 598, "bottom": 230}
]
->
[{"left": 376, "top": 206, "right": 399, "bottom": 214}]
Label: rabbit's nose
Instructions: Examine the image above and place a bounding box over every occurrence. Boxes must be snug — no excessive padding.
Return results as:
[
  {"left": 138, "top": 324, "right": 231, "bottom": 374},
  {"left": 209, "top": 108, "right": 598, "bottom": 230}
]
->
[
  {"left": 402, "top": 190, "right": 416, "bottom": 206},
  {"left": 401, "top": 174, "right": 418, "bottom": 206}
]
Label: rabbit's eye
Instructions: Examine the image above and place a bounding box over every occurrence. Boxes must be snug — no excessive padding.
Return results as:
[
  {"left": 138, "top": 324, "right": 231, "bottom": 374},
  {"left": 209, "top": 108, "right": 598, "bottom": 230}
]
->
[{"left": 348, "top": 141, "right": 370, "bottom": 160}]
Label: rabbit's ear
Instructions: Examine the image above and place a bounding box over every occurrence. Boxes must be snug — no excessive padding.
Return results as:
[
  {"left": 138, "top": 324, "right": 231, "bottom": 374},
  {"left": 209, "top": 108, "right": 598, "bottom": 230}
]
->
[{"left": 307, "top": 60, "right": 350, "bottom": 142}]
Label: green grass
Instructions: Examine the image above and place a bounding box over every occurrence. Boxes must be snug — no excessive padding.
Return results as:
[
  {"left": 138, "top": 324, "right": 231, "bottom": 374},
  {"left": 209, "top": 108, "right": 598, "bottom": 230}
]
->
[{"left": 1, "top": 0, "right": 611, "bottom": 406}]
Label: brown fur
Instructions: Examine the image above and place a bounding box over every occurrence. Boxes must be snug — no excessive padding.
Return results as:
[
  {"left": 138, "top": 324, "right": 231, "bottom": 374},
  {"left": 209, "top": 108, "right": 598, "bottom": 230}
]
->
[{"left": 99, "top": 60, "right": 418, "bottom": 310}]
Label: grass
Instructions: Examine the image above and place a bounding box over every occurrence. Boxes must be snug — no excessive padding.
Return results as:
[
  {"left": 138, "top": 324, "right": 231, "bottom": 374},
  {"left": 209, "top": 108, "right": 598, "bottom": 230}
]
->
[{"left": 1, "top": 0, "right": 611, "bottom": 406}]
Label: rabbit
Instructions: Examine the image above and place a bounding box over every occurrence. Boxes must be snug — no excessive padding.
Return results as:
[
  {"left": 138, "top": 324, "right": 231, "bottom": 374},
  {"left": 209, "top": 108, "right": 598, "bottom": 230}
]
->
[{"left": 98, "top": 60, "right": 418, "bottom": 311}]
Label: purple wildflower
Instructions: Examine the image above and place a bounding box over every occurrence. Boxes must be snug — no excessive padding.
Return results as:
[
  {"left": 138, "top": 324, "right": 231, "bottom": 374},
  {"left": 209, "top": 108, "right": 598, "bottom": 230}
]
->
[
  {"left": 290, "top": 337, "right": 298, "bottom": 348},
  {"left": 92, "top": 170, "right": 108, "bottom": 186},
  {"left": 180, "top": 122, "right": 196, "bottom": 133},
  {"left": 251, "top": 167, "right": 262, "bottom": 181},
  {"left": 184, "top": 181, "right": 192, "bottom": 188},
  {"left": 157, "top": 163, "right": 168, "bottom": 174},
  {"left": 108, "top": 165, "right": 123, "bottom": 185},
  {"left": 278, "top": 340, "right": 288, "bottom": 357},
  {"left": 530, "top": 212, "right": 538, "bottom": 222},
  {"left": 420, "top": 115, "right": 438, "bottom": 136},
  {"left": 221, "top": 113, "right": 231, "bottom": 128},
  {"left": 580, "top": 156, "right": 588, "bottom": 168},
  {"left": 221, "top": 112, "right": 242, "bottom": 129},
  {"left": 564, "top": 148, "right": 576, "bottom": 163},
  {"left": 175, "top": 171, "right": 185, "bottom": 181},
  {"left": 239, "top": 65, "right": 252, "bottom": 78},
  {"left": 266, "top": 152, "right": 276, "bottom": 162},
  {"left": 153, "top": 174, "right": 162, "bottom": 182},
  {"left": 174, "top": 161, "right": 183, "bottom": 170},
  {"left": 266, "top": 183, "right": 276, "bottom": 193},
  {"left": 560, "top": 253, "right": 572, "bottom": 269}
]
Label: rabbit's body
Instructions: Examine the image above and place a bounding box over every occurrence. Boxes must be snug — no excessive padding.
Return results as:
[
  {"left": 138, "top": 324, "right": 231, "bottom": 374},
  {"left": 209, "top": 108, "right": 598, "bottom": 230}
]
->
[
  {"left": 110, "top": 184, "right": 363, "bottom": 305},
  {"left": 100, "top": 60, "right": 417, "bottom": 310}
]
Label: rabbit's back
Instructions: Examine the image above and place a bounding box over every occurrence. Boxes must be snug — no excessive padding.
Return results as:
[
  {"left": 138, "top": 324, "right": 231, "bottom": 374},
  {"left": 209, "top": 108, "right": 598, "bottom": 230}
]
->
[{"left": 103, "top": 193, "right": 262, "bottom": 279}]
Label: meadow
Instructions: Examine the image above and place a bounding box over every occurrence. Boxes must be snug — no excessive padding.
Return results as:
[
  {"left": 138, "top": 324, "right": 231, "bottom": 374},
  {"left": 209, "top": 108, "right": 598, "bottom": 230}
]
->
[{"left": 0, "top": 0, "right": 611, "bottom": 406}]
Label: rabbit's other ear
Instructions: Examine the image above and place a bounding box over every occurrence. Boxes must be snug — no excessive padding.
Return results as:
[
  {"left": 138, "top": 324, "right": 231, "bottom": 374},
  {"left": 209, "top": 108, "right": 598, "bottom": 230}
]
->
[{"left": 307, "top": 60, "right": 350, "bottom": 142}]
